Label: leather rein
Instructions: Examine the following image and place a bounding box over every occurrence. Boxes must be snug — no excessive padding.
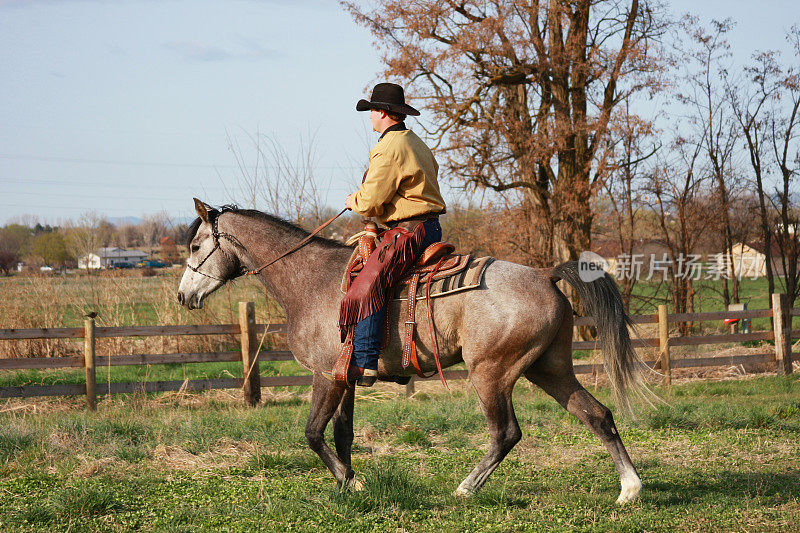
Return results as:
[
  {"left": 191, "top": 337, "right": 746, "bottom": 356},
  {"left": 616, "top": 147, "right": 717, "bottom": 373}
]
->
[{"left": 187, "top": 208, "right": 348, "bottom": 283}]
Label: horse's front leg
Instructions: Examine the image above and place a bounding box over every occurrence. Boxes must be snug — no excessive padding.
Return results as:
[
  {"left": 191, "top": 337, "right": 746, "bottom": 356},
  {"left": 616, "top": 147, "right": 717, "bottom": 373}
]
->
[
  {"left": 305, "top": 372, "right": 355, "bottom": 486},
  {"left": 332, "top": 385, "right": 355, "bottom": 467},
  {"left": 332, "top": 385, "right": 365, "bottom": 489}
]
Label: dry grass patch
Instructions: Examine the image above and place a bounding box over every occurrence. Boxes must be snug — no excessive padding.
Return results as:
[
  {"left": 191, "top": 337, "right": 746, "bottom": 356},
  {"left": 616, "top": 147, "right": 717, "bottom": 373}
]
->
[{"left": 153, "top": 439, "right": 256, "bottom": 471}]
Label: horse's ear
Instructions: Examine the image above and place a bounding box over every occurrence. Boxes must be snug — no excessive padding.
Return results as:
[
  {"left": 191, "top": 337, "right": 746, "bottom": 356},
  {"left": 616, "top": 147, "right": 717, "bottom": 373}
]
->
[{"left": 194, "top": 198, "right": 210, "bottom": 223}]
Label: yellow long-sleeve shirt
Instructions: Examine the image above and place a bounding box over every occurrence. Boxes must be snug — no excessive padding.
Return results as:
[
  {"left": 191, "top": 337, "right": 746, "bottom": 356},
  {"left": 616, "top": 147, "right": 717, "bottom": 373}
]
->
[{"left": 351, "top": 129, "right": 446, "bottom": 224}]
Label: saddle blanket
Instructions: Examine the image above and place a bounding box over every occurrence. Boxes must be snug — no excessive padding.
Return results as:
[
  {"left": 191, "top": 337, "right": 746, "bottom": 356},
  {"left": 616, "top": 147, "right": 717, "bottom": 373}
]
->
[
  {"left": 394, "top": 255, "right": 493, "bottom": 301},
  {"left": 340, "top": 253, "right": 493, "bottom": 301}
]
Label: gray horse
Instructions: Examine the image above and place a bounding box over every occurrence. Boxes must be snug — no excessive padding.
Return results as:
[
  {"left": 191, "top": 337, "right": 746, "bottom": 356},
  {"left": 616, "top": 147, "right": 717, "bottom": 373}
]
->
[{"left": 177, "top": 199, "right": 644, "bottom": 504}]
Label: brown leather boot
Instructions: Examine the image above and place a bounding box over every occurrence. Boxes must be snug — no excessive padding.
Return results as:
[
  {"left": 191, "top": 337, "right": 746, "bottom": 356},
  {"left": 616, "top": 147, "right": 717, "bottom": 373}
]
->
[{"left": 322, "top": 366, "right": 378, "bottom": 387}]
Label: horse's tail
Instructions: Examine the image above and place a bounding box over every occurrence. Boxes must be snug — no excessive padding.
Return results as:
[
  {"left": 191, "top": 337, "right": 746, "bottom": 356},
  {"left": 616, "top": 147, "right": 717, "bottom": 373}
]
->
[{"left": 551, "top": 261, "right": 647, "bottom": 414}]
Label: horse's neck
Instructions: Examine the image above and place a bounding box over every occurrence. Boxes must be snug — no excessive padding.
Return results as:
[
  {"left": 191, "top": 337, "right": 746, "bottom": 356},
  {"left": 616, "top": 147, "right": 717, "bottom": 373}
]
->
[{"left": 225, "top": 213, "right": 350, "bottom": 316}]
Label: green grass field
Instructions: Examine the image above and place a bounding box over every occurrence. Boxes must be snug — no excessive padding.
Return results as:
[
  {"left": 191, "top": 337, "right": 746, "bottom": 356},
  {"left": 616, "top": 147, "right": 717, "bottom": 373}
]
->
[
  {"left": 0, "top": 360, "right": 311, "bottom": 388},
  {"left": 1, "top": 375, "right": 799, "bottom": 531},
  {"left": 627, "top": 277, "right": 787, "bottom": 332}
]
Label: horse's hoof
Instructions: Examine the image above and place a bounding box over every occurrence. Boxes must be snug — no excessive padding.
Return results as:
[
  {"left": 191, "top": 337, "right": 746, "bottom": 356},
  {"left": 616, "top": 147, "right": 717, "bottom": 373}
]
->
[
  {"left": 615, "top": 479, "right": 642, "bottom": 504},
  {"left": 346, "top": 477, "right": 366, "bottom": 492},
  {"left": 453, "top": 485, "right": 474, "bottom": 497}
]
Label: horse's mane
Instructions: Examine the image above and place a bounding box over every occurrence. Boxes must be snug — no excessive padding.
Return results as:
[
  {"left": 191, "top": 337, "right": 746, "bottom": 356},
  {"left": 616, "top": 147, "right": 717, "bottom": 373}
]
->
[{"left": 184, "top": 204, "right": 346, "bottom": 250}]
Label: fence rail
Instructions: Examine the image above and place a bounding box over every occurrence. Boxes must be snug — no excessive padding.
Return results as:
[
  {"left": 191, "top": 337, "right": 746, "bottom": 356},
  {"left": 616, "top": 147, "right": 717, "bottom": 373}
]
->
[
  {"left": 0, "top": 323, "right": 282, "bottom": 340},
  {"left": 0, "top": 296, "right": 797, "bottom": 408}
]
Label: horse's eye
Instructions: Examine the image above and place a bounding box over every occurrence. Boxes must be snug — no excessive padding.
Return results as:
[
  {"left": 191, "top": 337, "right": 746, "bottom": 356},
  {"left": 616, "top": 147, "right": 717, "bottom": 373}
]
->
[{"left": 191, "top": 245, "right": 200, "bottom": 253}]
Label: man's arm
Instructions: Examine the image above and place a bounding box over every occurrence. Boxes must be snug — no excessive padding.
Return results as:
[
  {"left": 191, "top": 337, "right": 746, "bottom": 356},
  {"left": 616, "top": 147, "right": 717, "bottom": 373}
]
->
[{"left": 350, "top": 151, "right": 399, "bottom": 218}]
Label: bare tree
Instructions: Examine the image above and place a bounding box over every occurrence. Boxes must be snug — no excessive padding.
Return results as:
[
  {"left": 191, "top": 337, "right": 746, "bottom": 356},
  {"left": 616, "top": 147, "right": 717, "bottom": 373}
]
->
[
  {"left": 113, "top": 224, "right": 140, "bottom": 249},
  {"left": 598, "top": 102, "right": 658, "bottom": 308},
  {"left": 645, "top": 134, "right": 707, "bottom": 334},
  {"left": 769, "top": 26, "right": 800, "bottom": 307},
  {"left": 8, "top": 214, "right": 40, "bottom": 230},
  {"left": 65, "top": 211, "right": 112, "bottom": 270},
  {"left": 724, "top": 26, "right": 800, "bottom": 307},
  {"left": 727, "top": 49, "right": 783, "bottom": 298},
  {"left": 139, "top": 212, "right": 173, "bottom": 260},
  {"left": 343, "top": 0, "right": 670, "bottom": 265},
  {"left": 675, "top": 17, "right": 742, "bottom": 306},
  {"left": 224, "top": 129, "right": 334, "bottom": 231}
]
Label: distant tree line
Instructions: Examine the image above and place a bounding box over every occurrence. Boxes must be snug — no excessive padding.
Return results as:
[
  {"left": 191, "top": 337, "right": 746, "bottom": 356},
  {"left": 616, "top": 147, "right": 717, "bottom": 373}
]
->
[{"left": 0, "top": 211, "right": 187, "bottom": 274}]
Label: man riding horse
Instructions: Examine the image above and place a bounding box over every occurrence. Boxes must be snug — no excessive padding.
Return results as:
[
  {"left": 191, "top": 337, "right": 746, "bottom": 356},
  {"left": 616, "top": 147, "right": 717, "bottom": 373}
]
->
[
  {"left": 326, "top": 83, "right": 446, "bottom": 386},
  {"left": 178, "top": 82, "right": 644, "bottom": 503}
]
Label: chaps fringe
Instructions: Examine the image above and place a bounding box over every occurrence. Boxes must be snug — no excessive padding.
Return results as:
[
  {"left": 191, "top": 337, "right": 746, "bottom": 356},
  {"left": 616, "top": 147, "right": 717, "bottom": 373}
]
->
[{"left": 339, "top": 223, "right": 426, "bottom": 340}]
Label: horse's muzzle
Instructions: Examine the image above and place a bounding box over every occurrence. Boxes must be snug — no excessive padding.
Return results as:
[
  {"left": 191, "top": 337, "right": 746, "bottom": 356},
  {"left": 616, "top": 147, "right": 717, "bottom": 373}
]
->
[{"left": 177, "top": 291, "right": 203, "bottom": 310}]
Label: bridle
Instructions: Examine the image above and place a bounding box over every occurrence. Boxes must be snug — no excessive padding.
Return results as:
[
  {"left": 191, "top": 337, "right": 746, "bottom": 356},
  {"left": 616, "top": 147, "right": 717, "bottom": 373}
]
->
[
  {"left": 186, "top": 208, "right": 347, "bottom": 284},
  {"left": 186, "top": 214, "right": 248, "bottom": 282}
]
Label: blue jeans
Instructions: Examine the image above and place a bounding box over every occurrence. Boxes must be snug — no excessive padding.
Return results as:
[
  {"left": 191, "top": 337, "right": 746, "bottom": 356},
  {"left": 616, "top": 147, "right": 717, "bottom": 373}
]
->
[{"left": 353, "top": 218, "right": 442, "bottom": 370}]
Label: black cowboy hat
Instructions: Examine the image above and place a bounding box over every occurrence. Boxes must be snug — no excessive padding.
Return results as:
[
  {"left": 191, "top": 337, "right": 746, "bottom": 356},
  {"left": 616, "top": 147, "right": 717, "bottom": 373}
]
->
[{"left": 356, "top": 82, "right": 420, "bottom": 116}]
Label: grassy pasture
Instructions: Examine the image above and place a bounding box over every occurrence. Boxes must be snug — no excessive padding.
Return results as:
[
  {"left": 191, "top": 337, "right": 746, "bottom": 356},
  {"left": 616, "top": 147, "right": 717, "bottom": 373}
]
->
[
  {"left": 3, "top": 272, "right": 793, "bottom": 364},
  {"left": 0, "top": 271, "right": 783, "bottom": 332},
  {"left": 628, "top": 276, "right": 779, "bottom": 331},
  {"left": 1, "top": 375, "right": 799, "bottom": 531},
  {"left": 0, "top": 271, "right": 284, "bottom": 359},
  {"left": 0, "top": 360, "right": 312, "bottom": 389}
]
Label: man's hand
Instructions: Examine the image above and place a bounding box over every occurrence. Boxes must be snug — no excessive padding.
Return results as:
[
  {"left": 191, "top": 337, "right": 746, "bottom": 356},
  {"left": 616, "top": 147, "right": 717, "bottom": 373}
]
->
[{"left": 345, "top": 194, "right": 353, "bottom": 210}]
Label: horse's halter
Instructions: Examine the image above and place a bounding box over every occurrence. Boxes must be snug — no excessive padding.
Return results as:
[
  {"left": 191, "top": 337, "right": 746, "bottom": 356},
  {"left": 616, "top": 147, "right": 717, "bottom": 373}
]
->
[{"left": 186, "top": 215, "right": 248, "bottom": 283}]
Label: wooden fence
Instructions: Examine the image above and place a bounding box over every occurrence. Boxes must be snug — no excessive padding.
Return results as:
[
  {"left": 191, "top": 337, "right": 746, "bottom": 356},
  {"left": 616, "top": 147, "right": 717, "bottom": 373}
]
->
[{"left": 1, "top": 296, "right": 798, "bottom": 409}]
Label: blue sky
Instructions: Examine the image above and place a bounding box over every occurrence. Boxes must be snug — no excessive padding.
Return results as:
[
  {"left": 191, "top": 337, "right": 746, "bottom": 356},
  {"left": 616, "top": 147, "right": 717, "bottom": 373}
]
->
[{"left": 1, "top": 0, "right": 797, "bottom": 225}]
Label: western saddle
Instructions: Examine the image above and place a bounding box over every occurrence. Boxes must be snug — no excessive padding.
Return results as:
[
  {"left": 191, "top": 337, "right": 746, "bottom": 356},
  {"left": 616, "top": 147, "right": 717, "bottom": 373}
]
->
[{"left": 337, "top": 221, "right": 473, "bottom": 387}]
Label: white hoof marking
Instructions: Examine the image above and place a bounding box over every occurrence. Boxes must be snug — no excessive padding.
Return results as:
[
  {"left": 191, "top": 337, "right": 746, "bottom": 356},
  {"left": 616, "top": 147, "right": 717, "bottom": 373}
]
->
[
  {"left": 453, "top": 484, "right": 475, "bottom": 497},
  {"left": 616, "top": 477, "right": 642, "bottom": 505},
  {"left": 347, "top": 477, "right": 365, "bottom": 491}
]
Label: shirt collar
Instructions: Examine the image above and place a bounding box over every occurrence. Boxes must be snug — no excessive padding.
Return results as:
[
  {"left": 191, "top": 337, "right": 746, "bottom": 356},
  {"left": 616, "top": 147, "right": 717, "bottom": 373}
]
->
[{"left": 379, "top": 121, "right": 407, "bottom": 140}]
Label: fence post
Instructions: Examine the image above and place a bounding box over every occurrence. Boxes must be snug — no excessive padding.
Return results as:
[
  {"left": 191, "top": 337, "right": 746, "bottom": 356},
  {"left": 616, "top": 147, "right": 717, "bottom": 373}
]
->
[
  {"left": 239, "top": 301, "right": 261, "bottom": 406},
  {"left": 728, "top": 303, "right": 738, "bottom": 334},
  {"left": 405, "top": 376, "right": 415, "bottom": 397},
  {"left": 772, "top": 293, "right": 793, "bottom": 375},
  {"left": 84, "top": 316, "right": 97, "bottom": 411},
  {"left": 658, "top": 304, "right": 671, "bottom": 386}
]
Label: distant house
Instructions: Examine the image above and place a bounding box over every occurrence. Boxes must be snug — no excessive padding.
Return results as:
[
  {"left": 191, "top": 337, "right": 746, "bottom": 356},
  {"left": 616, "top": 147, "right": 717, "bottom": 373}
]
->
[
  {"left": 735, "top": 240, "right": 797, "bottom": 277},
  {"left": 78, "top": 247, "right": 148, "bottom": 269},
  {"left": 729, "top": 243, "right": 767, "bottom": 278}
]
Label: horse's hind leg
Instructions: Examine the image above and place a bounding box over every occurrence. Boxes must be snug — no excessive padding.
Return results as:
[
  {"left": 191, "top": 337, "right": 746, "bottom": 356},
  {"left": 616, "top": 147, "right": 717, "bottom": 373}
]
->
[
  {"left": 525, "top": 366, "right": 642, "bottom": 504},
  {"left": 454, "top": 376, "right": 521, "bottom": 496},
  {"left": 306, "top": 373, "right": 356, "bottom": 487}
]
